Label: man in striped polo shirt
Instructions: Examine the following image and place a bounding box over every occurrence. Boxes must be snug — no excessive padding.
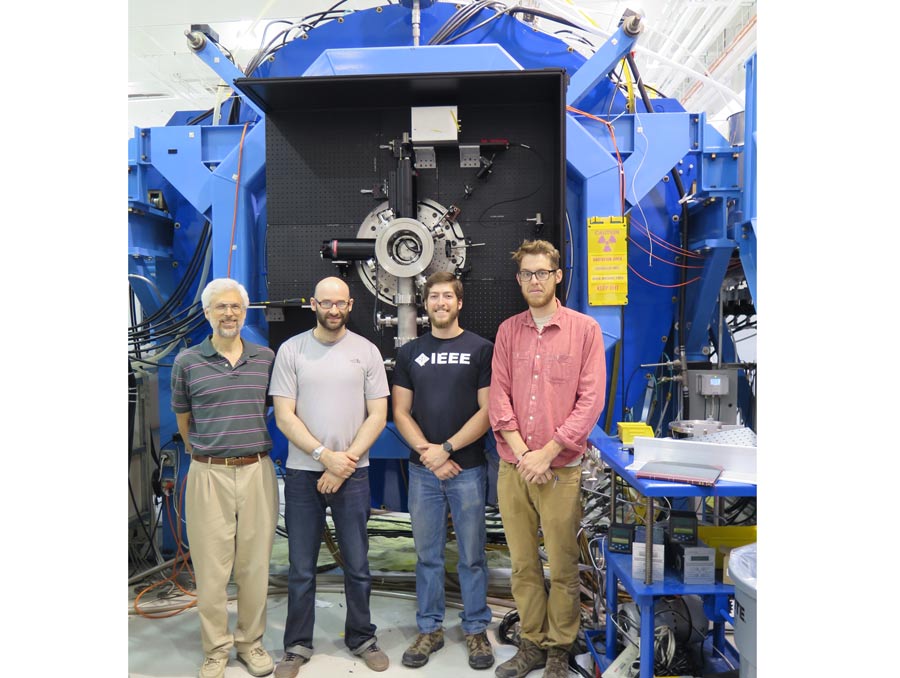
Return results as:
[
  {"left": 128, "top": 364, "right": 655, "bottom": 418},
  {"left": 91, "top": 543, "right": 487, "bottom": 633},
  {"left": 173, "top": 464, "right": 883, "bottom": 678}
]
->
[{"left": 171, "top": 278, "right": 279, "bottom": 678}]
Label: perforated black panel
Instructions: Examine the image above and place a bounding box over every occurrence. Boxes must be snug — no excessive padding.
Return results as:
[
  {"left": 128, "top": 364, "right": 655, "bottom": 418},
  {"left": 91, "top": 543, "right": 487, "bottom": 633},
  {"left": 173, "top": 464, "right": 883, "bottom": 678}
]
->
[{"left": 254, "top": 70, "right": 566, "bottom": 357}]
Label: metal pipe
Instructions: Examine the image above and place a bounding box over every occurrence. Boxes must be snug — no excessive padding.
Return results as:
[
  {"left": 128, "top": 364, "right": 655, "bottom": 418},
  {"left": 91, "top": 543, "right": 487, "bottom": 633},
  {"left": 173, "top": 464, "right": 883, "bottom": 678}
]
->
[
  {"left": 395, "top": 276, "right": 417, "bottom": 348},
  {"left": 718, "top": 291, "right": 725, "bottom": 364},
  {"left": 644, "top": 496, "right": 654, "bottom": 585},
  {"left": 610, "top": 470, "right": 618, "bottom": 523},
  {"left": 412, "top": 0, "right": 421, "bottom": 47},
  {"left": 128, "top": 555, "right": 187, "bottom": 586}
]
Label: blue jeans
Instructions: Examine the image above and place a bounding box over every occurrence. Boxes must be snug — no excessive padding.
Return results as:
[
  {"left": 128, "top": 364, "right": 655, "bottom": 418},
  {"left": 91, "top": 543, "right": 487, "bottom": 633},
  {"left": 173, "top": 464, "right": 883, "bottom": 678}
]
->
[
  {"left": 282, "top": 467, "right": 376, "bottom": 657},
  {"left": 408, "top": 462, "right": 491, "bottom": 635}
]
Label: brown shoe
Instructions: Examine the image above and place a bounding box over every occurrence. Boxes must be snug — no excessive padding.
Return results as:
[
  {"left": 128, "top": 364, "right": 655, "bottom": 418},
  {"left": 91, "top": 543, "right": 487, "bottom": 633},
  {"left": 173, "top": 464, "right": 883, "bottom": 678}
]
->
[
  {"left": 274, "top": 652, "right": 308, "bottom": 678},
  {"left": 359, "top": 644, "right": 389, "bottom": 672},
  {"left": 465, "top": 631, "right": 495, "bottom": 670},
  {"left": 402, "top": 630, "right": 445, "bottom": 668},
  {"left": 493, "top": 638, "right": 546, "bottom": 678},
  {"left": 542, "top": 647, "right": 570, "bottom": 678}
]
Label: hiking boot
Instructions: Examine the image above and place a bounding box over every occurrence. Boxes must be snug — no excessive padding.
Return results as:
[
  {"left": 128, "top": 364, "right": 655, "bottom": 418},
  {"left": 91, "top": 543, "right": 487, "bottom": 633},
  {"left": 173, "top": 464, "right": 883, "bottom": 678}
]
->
[
  {"left": 465, "top": 631, "right": 495, "bottom": 670},
  {"left": 543, "top": 646, "right": 570, "bottom": 678},
  {"left": 494, "top": 638, "right": 546, "bottom": 678},
  {"left": 198, "top": 656, "right": 227, "bottom": 678},
  {"left": 402, "top": 630, "right": 445, "bottom": 668},
  {"left": 237, "top": 646, "right": 274, "bottom": 676},
  {"left": 359, "top": 644, "right": 390, "bottom": 672},
  {"left": 274, "top": 652, "right": 308, "bottom": 678},
  {"left": 400, "top": 629, "right": 444, "bottom": 669}
]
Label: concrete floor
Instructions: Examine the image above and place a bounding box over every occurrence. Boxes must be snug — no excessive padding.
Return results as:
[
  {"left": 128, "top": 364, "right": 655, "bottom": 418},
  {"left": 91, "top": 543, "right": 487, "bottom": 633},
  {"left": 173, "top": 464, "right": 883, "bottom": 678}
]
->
[{"left": 128, "top": 586, "right": 582, "bottom": 678}]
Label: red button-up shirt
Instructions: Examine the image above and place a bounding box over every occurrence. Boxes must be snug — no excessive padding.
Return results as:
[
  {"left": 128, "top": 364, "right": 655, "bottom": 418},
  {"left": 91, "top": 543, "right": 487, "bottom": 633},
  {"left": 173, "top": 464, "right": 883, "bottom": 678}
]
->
[{"left": 489, "top": 301, "right": 607, "bottom": 467}]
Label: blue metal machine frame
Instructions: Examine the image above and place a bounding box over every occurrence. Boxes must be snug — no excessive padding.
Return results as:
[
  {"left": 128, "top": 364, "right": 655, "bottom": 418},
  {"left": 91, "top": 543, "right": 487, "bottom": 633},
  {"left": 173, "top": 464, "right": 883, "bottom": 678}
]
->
[{"left": 128, "top": 2, "right": 757, "bottom": 552}]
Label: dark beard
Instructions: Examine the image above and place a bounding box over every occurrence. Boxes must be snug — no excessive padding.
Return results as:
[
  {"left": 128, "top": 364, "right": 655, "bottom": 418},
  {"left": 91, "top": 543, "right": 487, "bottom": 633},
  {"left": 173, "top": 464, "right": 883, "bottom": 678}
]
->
[{"left": 316, "top": 308, "right": 349, "bottom": 330}]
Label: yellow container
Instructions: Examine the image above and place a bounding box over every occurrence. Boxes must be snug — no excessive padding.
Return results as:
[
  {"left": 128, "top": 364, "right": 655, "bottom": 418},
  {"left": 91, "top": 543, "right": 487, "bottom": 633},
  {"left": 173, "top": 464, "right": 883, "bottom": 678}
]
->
[
  {"left": 697, "top": 525, "right": 757, "bottom": 571},
  {"left": 617, "top": 422, "right": 654, "bottom": 445}
]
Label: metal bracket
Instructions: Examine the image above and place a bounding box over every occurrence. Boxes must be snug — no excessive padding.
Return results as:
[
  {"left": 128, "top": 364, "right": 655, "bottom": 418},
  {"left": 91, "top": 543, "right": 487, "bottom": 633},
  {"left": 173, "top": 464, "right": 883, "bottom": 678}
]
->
[
  {"left": 264, "top": 307, "right": 285, "bottom": 322},
  {"left": 413, "top": 146, "right": 436, "bottom": 169},
  {"left": 459, "top": 145, "right": 481, "bottom": 168}
]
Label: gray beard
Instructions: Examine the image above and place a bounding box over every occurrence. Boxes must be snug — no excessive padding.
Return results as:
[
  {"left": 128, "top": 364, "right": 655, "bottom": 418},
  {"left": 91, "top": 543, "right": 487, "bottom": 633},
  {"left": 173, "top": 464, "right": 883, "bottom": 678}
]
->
[{"left": 213, "top": 321, "right": 242, "bottom": 338}]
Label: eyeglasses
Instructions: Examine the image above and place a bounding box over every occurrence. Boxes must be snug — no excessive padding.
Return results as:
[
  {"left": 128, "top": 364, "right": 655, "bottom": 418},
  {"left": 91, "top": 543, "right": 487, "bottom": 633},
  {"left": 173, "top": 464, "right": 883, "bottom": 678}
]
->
[
  {"left": 516, "top": 269, "right": 558, "bottom": 282},
  {"left": 314, "top": 298, "right": 350, "bottom": 310},
  {"left": 212, "top": 303, "right": 243, "bottom": 313}
]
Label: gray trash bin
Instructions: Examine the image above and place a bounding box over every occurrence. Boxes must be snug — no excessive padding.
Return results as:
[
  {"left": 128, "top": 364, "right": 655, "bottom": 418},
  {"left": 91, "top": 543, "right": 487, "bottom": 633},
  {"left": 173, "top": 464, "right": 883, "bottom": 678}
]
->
[{"left": 728, "top": 542, "right": 757, "bottom": 678}]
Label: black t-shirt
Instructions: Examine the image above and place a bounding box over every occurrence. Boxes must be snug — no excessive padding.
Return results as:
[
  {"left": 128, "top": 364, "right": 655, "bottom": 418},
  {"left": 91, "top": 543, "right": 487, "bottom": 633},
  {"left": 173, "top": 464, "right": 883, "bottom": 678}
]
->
[{"left": 393, "top": 330, "right": 493, "bottom": 469}]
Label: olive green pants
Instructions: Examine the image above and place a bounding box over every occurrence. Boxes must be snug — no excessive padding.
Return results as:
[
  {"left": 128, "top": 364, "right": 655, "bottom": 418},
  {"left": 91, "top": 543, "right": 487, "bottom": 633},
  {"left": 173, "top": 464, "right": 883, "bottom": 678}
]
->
[{"left": 497, "top": 460, "right": 582, "bottom": 649}]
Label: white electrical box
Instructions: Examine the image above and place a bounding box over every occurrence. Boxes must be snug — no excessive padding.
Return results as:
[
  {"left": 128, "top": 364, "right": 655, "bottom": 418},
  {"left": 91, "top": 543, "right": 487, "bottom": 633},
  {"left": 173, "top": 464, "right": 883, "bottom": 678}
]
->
[
  {"left": 698, "top": 373, "right": 729, "bottom": 395},
  {"left": 411, "top": 106, "right": 459, "bottom": 143},
  {"left": 631, "top": 542, "right": 665, "bottom": 582}
]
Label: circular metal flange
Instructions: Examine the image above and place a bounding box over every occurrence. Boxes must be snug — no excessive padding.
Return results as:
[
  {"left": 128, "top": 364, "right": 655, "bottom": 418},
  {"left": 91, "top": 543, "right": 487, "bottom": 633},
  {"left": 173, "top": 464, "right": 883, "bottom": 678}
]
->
[
  {"left": 374, "top": 217, "right": 434, "bottom": 277},
  {"left": 355, "top": 199, "right": 467, "bottom": 306}
]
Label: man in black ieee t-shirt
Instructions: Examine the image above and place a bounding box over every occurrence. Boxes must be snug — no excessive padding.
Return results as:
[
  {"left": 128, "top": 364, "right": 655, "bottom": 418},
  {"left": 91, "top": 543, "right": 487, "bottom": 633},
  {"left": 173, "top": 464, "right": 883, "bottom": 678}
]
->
[{"left": 392, "top": 271, "right": 496, "bottom": 671}]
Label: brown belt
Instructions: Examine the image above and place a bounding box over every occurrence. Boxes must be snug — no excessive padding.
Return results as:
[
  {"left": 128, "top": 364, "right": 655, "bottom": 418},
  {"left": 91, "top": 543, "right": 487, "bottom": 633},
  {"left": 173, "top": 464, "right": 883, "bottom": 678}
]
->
[{"left": 192, "top": 452, "right": 268, "bottom": 466}]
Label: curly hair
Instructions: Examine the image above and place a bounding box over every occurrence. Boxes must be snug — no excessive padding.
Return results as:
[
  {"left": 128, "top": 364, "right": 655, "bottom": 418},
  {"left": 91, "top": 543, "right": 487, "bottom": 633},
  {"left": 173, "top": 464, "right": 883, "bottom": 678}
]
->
[{"left": 510, "top": 239, "right": 560, "bottom": 269}]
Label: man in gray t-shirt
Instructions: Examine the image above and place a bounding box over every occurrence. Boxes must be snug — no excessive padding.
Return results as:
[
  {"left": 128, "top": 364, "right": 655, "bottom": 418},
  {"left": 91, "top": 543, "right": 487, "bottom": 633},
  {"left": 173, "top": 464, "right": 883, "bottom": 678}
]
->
[{"left": 268, "top": 276, "right": 390, "bottom": 676}]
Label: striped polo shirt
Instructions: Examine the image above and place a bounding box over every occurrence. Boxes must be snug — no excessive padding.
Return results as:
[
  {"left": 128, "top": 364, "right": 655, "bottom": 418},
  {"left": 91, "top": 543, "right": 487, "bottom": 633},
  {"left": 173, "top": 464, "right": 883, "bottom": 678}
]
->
[{"left": 171, "top": 336, "right": 275, "bottom": 457}]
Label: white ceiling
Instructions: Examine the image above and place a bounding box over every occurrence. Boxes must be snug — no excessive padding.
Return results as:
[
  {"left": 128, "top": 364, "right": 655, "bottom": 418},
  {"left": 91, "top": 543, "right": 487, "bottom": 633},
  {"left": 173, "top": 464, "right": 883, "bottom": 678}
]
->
[{"left": 128, "top": 0, "right": 757, "bottom": 136}]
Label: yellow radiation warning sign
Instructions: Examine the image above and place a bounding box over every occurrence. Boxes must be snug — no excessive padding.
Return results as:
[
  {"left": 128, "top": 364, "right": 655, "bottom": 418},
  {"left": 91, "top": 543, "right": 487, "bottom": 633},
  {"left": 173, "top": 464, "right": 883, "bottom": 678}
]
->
[{"left": 587, "top": 215, "right": 628, "bottom": 305}]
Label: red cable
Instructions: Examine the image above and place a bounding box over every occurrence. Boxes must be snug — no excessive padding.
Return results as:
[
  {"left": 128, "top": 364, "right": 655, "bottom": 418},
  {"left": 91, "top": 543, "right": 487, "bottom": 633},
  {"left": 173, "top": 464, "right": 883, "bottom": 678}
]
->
[
  {"left": 627, "top": 235, "right": 706, "bottom": 269},
  {"left": 629, "top": 263, "right": 701, "bottom": 288},
  {"left": 566, "top": 105, "right": 626, "bottom": 215}
]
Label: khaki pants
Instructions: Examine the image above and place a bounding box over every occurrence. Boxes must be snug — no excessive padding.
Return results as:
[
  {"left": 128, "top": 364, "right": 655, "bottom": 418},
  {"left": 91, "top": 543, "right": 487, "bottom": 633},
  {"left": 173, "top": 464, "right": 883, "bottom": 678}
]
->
[
  {"left": 497, "top": 460, "right": 582, "bottom": 649},
  {"left": 185, "top": 455, "right": 279, "bottom": 658}
]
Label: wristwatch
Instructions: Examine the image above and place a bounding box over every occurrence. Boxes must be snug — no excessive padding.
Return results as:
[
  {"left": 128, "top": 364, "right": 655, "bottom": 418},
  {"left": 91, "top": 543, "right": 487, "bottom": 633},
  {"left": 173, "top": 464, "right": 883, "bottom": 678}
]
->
[
  {"left": 311, "top": 445, "right": 325, "bottom": 462},
  {"left": 441, "top": 441, "right": 454, "bottom": 454}
]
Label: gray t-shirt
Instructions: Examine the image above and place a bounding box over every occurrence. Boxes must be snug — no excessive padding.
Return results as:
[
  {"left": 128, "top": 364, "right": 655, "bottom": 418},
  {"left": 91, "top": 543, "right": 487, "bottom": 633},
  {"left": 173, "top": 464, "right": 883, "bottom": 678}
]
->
[{"left": 268, "top": 329, "right": 389, "bottom": 471}]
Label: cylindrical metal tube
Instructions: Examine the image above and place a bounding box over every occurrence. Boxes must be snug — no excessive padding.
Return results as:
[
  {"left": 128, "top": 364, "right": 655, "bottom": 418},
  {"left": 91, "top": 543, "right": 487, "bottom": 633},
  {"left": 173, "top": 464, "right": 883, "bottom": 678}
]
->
[
  {"left": 644, "top": 496, "right": 654, "bottom": 585},
  {"left": 320, "top": 239, "right": 376, "bottom": 260},
  {"left": 396, "top": 276, "right": 417, "bottom": 347}
]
